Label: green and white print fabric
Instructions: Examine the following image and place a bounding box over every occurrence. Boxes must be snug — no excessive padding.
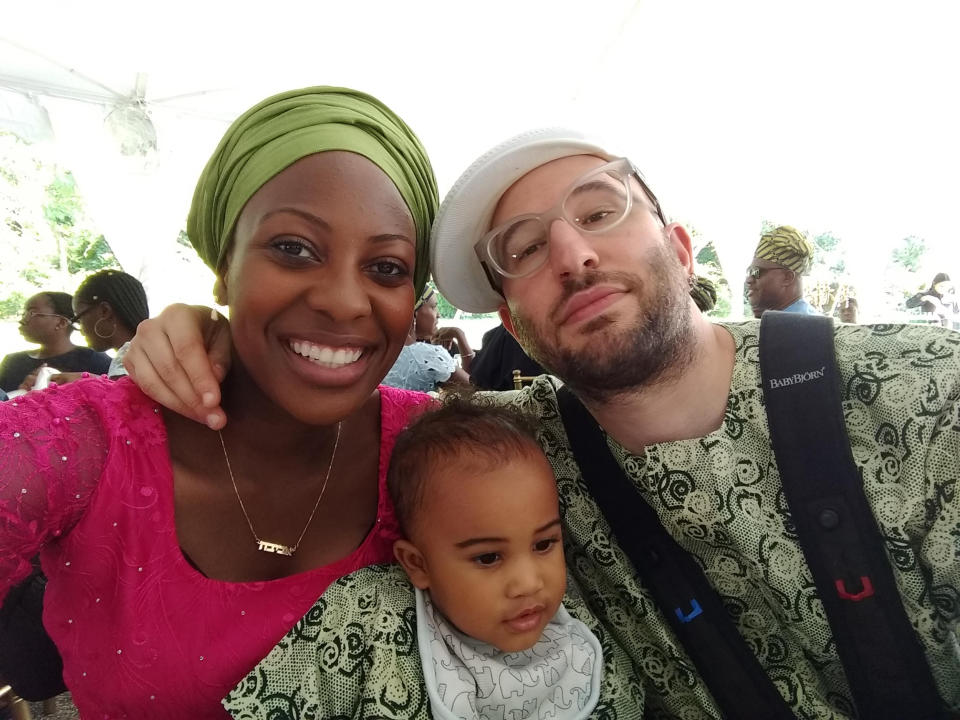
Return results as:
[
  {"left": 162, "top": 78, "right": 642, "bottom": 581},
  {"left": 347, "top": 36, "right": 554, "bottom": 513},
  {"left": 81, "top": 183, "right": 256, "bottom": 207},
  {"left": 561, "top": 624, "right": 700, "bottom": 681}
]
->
[
  {"left": 224, "top": 321, "right": 959, "bottom": 719},
  {"left": 507, "top": 321, "right": 959, "bottom": 719},
  {"left": 223, "top": 564, "right": 643, "bottom": 719}
]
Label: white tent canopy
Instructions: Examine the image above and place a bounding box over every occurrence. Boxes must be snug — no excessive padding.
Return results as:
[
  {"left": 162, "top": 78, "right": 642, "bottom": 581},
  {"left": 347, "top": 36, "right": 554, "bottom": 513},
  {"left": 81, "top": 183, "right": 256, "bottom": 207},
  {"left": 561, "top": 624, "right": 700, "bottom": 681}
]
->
[{"left": 2, "top": 0, "right": 958, "bottom": 316}]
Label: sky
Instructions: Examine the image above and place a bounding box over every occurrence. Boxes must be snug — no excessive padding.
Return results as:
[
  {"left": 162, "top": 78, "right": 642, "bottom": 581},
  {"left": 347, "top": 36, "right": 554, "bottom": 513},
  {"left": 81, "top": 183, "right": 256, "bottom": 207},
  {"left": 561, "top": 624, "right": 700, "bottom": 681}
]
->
[{"left": 1, "top": 0, "right": 957, "bottom": 318}]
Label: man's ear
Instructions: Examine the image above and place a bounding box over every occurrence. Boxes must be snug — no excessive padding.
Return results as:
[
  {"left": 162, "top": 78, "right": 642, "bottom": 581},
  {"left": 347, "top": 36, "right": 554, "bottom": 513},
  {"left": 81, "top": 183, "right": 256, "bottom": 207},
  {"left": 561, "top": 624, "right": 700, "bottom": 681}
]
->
[
  {"left": 664, "top": 223, "right": 695, "bottom": 273},
  {"left": 498, "top": 305, "right": 517, "bottom": 339},
  {"left": 781, "top": 269, "right": 798, "bottom": 288},
  {"left": 213, "top": 277, "right": 228, "bottom": 306},
  {"left": 393, "top": 540, "right": 430, "bottom": 589}
]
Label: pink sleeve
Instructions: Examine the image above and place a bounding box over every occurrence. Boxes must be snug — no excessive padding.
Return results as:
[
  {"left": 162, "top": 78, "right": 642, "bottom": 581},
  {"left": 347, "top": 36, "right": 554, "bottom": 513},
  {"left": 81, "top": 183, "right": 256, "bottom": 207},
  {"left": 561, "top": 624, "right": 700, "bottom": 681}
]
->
[{"left": 0, "top": 380, "right": 109, "bottom": 602}]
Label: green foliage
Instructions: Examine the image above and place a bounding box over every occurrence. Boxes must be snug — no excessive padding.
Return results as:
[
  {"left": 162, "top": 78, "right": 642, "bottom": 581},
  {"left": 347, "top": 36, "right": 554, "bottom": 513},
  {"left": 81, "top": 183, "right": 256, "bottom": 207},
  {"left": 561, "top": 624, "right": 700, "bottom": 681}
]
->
[
  {"left": 691, "top": 232, "right": 732, "bottom": 318},
  {"left": 0, "top": 290, "right": 27, "bottom": 318},
  {"left": 890, "top": 235, "right": 926, "bottom": 273},
  {"left": 436, "top": 291, "right": 458, "bottom": 319},
  {"left": 67, "top": 232, "right": 116, "bottom": 274},
  {"left": 0, "top": 132, "right": 119, "bottom": 319}
]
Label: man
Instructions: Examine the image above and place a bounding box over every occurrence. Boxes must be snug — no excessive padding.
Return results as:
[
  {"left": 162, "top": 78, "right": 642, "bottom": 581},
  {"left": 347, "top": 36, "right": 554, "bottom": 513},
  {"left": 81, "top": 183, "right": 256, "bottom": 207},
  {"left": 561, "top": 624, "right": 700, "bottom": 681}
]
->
[
  {"left": 428, "top": 129, "right": 958, "bottom": 718},
  {"left": 469, "top": 322, "right": 545, "bottom": 390},
  {"left": 745, "top": 225, "right": 819, "bottom": 317},
  {"left": 838, "top": 295, "right": 859, "bottom": 323}
]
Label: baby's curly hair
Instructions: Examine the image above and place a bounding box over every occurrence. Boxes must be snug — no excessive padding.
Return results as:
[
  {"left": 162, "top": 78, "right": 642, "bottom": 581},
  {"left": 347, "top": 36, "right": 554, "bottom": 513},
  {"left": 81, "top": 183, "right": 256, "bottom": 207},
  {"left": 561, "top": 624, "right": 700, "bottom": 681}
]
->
[{"left": 387, "top": 390, "right": 543, "bottom": 537}]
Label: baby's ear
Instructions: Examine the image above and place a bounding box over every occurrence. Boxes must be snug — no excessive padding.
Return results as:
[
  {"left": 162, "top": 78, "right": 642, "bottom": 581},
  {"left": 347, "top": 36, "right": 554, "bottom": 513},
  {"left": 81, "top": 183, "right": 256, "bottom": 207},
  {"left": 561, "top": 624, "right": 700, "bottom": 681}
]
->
[{"left": 393, "top": 540, "right": 430, "bottom": 589}]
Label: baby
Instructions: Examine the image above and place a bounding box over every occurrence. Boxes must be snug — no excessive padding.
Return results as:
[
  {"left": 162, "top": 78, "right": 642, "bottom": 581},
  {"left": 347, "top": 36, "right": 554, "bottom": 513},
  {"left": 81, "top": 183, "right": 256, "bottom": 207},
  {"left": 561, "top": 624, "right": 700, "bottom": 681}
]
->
[{"left": 387, "top": 394, "right": 603, "bottom": 719}]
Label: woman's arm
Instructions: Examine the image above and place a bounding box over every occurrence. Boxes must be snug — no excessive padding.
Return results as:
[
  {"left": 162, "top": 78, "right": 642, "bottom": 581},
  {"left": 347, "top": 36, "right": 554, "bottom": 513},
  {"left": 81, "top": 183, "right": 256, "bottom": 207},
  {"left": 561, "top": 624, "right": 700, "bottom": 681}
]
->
[
  {"left": 434, "top": 326, "right": 475, "bottom": 373},
  {"left": 0, "top": 383, "right": 108, "bottom": 601},
  {"left": 123, "top": 305, "right": 233, "bottom": 429}
]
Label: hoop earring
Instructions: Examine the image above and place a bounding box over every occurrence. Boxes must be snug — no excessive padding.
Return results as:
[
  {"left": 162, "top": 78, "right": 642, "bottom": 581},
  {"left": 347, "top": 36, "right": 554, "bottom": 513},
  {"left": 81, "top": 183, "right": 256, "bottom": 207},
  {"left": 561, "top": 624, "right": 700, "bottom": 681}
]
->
[{"left": 94, "top": 318, "right": 116, "bottom": 340}]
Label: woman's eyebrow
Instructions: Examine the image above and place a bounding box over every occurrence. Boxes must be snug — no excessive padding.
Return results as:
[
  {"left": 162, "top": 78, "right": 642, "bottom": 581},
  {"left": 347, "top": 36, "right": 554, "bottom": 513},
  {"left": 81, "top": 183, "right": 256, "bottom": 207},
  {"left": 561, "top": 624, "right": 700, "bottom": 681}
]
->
[
  {"left": 259, "top": 207, "right": 413, "bottom": 244},
  {"left": 369, "top": 233, "right": 414, "bottom": 245},
  {"left": 261, "top": 207, "right": 331, "bottom": 230}
]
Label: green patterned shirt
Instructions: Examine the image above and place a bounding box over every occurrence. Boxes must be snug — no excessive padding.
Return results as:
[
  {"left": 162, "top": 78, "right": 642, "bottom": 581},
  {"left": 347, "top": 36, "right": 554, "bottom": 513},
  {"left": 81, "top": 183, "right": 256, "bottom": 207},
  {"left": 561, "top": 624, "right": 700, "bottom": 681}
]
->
[{"left": 224, "top": 321, "right": 960, "bottom": 719}]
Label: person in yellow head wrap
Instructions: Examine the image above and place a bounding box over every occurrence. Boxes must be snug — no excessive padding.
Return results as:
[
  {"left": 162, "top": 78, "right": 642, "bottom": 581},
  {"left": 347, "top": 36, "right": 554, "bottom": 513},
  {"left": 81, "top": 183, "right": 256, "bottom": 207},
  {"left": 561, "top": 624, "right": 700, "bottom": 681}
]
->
[
  {"left": 744, "top": 224, "right": 819, "bottom": 317},
  {"left": 0, "top": 86, "right": 438, "bottom": 719}
]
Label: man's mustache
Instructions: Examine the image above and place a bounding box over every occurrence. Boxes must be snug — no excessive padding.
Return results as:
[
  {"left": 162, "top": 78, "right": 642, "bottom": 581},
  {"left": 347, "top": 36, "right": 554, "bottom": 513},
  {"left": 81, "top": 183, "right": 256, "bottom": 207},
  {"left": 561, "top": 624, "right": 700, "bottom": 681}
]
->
[{"left": 550, "top": 271, "right": 641, "bottom": 323}]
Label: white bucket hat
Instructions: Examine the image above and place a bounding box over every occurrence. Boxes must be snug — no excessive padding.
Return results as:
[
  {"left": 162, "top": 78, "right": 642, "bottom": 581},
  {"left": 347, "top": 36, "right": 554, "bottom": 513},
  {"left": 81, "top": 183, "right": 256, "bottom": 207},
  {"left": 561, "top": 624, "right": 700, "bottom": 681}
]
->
[{"left": 431, "top": 128, "right": 613, "bottom": 314}]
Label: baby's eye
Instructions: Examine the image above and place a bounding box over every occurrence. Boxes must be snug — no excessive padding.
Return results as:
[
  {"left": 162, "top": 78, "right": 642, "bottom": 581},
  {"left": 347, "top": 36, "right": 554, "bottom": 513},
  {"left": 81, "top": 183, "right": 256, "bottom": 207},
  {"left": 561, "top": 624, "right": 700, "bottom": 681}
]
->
[
  {"left": 473, "top": 552, "right": 501, "bottom": 567},
  {"left": 533, "top": 538, "right": 559, "bottom": 553}
]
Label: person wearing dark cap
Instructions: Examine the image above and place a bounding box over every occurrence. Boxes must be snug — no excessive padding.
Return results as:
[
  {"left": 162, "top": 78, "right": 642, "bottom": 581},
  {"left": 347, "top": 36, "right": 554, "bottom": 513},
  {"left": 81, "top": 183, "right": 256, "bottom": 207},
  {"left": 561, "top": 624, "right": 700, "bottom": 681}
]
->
[
  {"left": 49, "top": 269, "right": 150, "bottom": 384},
  {"left": 745, "top": 225, "right": 819, "bottom": 317}
]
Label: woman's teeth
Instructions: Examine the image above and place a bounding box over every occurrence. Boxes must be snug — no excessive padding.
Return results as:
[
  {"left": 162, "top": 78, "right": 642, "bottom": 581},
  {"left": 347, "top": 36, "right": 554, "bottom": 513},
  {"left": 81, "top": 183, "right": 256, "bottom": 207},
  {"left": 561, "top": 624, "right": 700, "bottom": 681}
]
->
[{"left": 290, "top": 341, "right": 363, "bottom": 367}]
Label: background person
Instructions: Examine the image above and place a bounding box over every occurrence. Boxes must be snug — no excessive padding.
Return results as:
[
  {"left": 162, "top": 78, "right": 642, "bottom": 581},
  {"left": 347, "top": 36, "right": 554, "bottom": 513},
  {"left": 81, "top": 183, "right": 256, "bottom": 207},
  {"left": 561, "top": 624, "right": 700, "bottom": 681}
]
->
[
  {"left": 51, "top": 269, "right": 150, "bottom": 383},
  {"left": 906, "top": 271, "right": 959, "bottom": 328},
  {"left": 0, "top": 86, "right": 438, "bottom": 719},
  {"left": 382, "top": 314, "right": 468, "bottom": 392},
  {"left": 414, "top": 284, "right": 476, "bottom": 372},
  {"left": 744, "top": 225, "right": 819, "bottom": 317},
  {"left": 0, "top": 291, "right": 111, "bottom": 393},
  {"left": 837, "top": 295, "right": 859, "bottom": 323},
  {"left": 469, "top": 321, "right": 546, "bottom": 390}
]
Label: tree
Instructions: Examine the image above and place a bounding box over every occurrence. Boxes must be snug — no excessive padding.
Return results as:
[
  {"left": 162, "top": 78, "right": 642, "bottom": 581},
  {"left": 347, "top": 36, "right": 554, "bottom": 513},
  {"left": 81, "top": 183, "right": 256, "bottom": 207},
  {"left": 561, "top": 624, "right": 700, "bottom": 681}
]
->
[
  {"left": 0, "top": 132, "right": 119, "bottom": 319},
  {"left": 694, "top": 241, "right": 732, "bottom": 318},
  {"left": 891, "top": 235, "right": 926, "bottom": 273},
  {"left": 885, "top": 235, "right": 929, "bottom": 313}
]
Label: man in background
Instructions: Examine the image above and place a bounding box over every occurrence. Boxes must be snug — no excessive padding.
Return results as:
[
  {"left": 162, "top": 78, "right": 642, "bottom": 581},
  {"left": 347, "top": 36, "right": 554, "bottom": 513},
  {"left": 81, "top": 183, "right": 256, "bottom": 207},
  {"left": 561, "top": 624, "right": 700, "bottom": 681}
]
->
[{"left": 745, "top": 225, "right": 819, "bottom": 317}]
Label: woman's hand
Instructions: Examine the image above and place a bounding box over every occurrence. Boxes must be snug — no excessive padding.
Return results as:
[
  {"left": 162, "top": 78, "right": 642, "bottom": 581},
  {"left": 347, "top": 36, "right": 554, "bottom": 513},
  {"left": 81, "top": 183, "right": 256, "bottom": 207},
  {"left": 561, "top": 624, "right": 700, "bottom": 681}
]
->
[
  {"left": 48, "top": 371, "right": 84, "bottom": 386},
  {"left": 18, "top": 365, "right": 43, "bottom": 391},
  {"left": 123, "top": 304, "right": 232, "bottom": 429},
  {"left": 434, "top": 326, "right": 475, "bottom": 372}
]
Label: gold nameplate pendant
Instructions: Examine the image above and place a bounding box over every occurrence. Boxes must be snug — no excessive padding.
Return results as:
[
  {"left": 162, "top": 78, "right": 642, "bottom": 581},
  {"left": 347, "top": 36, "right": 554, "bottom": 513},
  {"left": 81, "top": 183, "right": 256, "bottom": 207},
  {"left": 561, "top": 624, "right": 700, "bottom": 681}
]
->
[{"left": 257, "top": 540, "right": 294, "bottom": 556}]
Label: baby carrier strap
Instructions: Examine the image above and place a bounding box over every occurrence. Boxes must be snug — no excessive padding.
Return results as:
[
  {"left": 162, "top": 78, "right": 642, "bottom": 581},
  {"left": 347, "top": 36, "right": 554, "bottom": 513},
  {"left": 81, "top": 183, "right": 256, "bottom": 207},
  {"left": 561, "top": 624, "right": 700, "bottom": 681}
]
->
[
  {"left": 759, "top": 310, "right": 947, "bottom": 719},
  {"left": 556, "top": 386, "right": 795, "bottom": 719}
]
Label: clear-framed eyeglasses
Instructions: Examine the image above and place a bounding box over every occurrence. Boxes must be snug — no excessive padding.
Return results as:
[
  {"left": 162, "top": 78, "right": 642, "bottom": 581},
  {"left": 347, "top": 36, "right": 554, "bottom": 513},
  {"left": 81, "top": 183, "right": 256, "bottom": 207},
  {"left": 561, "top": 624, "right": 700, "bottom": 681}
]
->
[
  {"left": 474, "top": 157, "right": 666, "bottom": 283},
  {"left": 20, "top": 309, "right": 68, "bottom": 323}
]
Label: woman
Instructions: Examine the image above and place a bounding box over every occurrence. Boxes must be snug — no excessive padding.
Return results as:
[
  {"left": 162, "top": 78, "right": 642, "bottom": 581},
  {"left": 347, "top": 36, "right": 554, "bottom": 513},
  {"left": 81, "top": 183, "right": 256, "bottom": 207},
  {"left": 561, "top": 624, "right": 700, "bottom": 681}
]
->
[
  {"left": 0, "top": 291, "right": 111, "bottom": 393},
  {"left": 382, "top": 285, "right": 470, "bottom": 391},
  {"left": 0, "top": 86, "right": 438, "bottom": 718},
  {"left": 51, "top": 269, "right": 150, "bottom": 383},
  {"left": 413, "top": 283, "right": 476, "bottom": 373},
  {"left": 905, "top": 272, "right": 958, "bottom": 328}
]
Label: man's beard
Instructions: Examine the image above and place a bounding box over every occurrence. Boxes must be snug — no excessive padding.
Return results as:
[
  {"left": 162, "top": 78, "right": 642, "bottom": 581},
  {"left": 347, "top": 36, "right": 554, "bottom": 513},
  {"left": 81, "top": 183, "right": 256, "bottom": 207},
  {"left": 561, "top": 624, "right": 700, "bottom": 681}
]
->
[{"left": 509, "top": 240, "right": 695, "bottom": 404}]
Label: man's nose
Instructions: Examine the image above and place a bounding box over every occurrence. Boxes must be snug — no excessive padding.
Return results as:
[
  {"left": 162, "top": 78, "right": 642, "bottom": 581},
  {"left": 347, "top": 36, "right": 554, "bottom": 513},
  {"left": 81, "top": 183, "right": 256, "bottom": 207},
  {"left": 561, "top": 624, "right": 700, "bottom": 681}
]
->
[{"left": 546, "top": 219, "right": 599, "bottom": 279}]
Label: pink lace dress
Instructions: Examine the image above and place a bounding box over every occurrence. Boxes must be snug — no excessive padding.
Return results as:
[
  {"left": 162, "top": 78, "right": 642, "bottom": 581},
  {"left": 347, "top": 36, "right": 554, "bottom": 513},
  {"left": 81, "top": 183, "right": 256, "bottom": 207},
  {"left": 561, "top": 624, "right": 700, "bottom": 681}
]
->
[{"left": 0, "top": 376, "right": 427, "bottom": 719}]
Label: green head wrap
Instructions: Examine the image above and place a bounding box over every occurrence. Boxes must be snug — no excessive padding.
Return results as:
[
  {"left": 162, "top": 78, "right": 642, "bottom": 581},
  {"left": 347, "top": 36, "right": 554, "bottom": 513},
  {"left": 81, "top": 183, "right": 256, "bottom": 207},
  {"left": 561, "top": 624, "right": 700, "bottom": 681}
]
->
[{"left": 187, "top": 86, "right": 439, "bottom": 294}]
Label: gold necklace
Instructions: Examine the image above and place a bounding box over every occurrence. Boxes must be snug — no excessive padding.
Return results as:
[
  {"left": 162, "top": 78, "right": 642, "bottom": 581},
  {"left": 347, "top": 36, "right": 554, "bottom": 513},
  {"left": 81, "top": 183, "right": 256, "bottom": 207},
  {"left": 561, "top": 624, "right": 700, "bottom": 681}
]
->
[{"left": 217, "top": 422, "right": 342, "bottom": 557}]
